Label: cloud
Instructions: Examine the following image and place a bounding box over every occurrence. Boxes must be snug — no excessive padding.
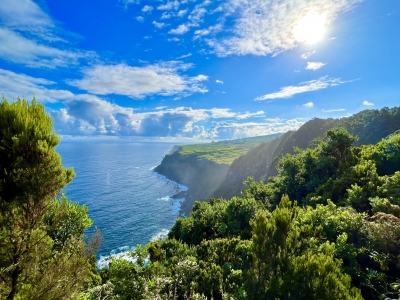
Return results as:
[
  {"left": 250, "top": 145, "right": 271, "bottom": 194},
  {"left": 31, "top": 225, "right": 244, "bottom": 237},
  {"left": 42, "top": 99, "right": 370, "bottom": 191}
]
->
[
  {"left": 177, "top": 9, "right": 188, "bottom": 17},
  {"left": 161, "top": 12, "right": 172, "bottom": 19},
  {"left": 216, "top": 79, "right": 224, "bottom": 84},
  {"left": 68, "top": 61, "right": 209, "bottom": 99},
  {"left": 142, "top": 5, "right": 153, "bottom": 12},
  {"left": 176, "top": 53, "right": 192, "bottom": 59},
  {"left": 235, "top": 111, "right": 265, "bottom": 120},
  {"left": 0, "top": 68, "right": 74, "bottom": 102},
  {"left": 157, "top": 1, "right": 180, "bottom": 11},
  {"left": 301, "top": 51, "right": 316, "bottom": 59},
  {"left": 0, "top": 28, "right": 95, "bottom": 68},
  {"left": 303, "top": 102, "right": 314, "bottom": 108},
  {"left": 255, "top": 76, "right": 356, "bottom": 101},
  {"left": 205, "top": 0, "right": 363, "bottom": 56},
  {"left": 51, "top": 96, "right": 273, "bottom": 138},
  {"left": 169, "top": 24, "right": 190, "bottom": 34},
  {"left": 136, "top": 16, "right": 145, "bottom": 22},
  {"left": 0, "top": 0, "right": 55, "bottom": 39},
  {"left": 306, "top": 62, "right": 326, "bottom": 70},
  {"left": 208, "top": 118, "right": 304, "bottom": 139},
  {"left": 0, "top": 0, "right": 96, "bottom": 68},
  {"left": 362, "top": 100, "right": 374, "bottom": 106},
  {"left": 194, "top": 24, "right": 223, "bottom": 39},
  {"left": 153, "top": 21, "right": 166, "bottom": 28},
  {"left": 322, "top": 108, "right": 345, "bottom": 112},
  {"left": 168, "top": 37, "right": 180, "bottom": 42},
  {"left": 119, "top": 0, "right": 139, "bottom": 6}
]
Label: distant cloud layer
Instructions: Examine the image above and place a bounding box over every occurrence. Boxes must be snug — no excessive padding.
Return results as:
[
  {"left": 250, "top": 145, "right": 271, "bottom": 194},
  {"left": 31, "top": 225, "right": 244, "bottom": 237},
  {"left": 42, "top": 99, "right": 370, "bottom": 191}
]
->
[
  {"left": 322, "top": 108, "right": 345, "bottom": 112},
  {"left": 68, "top": 62, "right": 209, "bottom": 99},
  {"left": 255, "top": 76, "right": 356, "bottom": 101},
  {"left": 50, "top": 95, "right": 296, "bottom": 139}
]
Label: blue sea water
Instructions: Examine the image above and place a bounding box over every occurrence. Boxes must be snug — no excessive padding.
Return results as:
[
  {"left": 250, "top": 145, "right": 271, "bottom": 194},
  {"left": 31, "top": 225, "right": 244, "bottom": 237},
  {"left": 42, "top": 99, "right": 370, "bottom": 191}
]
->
[{"left": 56, "top": 139, "right": 185, "bottom": 268}]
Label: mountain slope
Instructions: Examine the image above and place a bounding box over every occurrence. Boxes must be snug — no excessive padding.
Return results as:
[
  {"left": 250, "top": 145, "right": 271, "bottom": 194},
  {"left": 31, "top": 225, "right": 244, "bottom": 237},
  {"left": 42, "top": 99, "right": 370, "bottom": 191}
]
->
[{"left": 213, "top": 107, "right": 400, "bottom": 199}]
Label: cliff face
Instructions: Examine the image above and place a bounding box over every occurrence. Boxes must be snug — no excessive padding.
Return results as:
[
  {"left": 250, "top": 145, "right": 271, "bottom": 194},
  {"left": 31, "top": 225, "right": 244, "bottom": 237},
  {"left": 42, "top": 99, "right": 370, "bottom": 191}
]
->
[
  {"left": 154, "top": 150, "right": 230, "bottom": 214},
  {"left": 212, "top": 135, "right": 284, "bottom": 199}
]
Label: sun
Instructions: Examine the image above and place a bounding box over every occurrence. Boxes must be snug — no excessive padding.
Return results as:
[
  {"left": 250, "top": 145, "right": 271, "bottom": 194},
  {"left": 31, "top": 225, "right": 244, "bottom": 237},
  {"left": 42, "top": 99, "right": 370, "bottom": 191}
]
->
[{"left": 294, "top": 12, "right": 327, "bottom": 44}]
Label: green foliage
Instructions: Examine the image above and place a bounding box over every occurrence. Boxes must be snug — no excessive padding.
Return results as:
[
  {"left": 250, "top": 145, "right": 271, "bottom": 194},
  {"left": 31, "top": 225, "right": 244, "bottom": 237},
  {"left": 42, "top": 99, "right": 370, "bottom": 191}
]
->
[
  {"left": 0, "top": 97, "right": 97, "bottom": 299},
  {"left": 97, "top": 129, "right": 400, "bottom": 299}
]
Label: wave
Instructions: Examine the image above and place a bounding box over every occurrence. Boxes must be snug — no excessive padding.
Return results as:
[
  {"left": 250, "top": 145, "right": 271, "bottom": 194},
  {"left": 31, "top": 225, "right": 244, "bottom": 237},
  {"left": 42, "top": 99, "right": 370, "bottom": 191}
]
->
[
  {"left": 97, "top": 246, "right": 136, "bottom": 269},
  {"left": 157, "top": 196, "right": 171, "bottom": 201},
  {"left": 151, "top": 229, "right": 170, "bottom": 241},
  {"left": 152, "top": 172, "right": 189, "bottom": 192}
]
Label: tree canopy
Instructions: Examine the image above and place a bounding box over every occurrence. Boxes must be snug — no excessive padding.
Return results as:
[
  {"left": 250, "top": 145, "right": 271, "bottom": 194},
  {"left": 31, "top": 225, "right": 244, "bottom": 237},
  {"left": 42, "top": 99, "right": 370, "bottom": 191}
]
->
[{"left": 0, "top": 97, "right": 99, "bottom": 299}]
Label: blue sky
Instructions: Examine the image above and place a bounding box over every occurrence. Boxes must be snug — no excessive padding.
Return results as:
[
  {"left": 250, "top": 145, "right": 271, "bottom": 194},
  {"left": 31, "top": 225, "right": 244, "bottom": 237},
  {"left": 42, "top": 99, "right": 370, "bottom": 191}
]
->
[{"left": 0, "top": 0, "right": 399, "bottom": 140}]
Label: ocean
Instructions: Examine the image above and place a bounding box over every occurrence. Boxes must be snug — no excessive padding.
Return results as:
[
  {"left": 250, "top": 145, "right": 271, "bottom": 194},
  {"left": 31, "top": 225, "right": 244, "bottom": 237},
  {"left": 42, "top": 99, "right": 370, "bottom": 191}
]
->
[{"left": 56, "top": 139, "right": 186, "bottom": 268}]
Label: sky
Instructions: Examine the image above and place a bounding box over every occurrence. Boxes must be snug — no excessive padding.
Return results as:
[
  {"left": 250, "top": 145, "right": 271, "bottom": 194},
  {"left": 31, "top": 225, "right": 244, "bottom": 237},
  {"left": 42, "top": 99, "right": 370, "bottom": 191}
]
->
[{"left": 0, "top": 0, "right": 399, "bottom": 140}]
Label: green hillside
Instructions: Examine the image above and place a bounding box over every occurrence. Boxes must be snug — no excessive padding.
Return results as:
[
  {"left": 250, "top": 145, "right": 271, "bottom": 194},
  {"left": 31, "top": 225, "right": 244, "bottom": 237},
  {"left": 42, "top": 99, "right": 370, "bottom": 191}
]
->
[
  {"left": 214, "top": 106, "right": 400, "bottom": 199},
  {"left": 175, "top": 133, "right": 282, "bottom": 164}
]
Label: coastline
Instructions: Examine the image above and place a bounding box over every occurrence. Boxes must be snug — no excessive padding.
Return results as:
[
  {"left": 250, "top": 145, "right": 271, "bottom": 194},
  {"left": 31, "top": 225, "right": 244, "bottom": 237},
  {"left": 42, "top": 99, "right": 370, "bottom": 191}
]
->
[{"left": 96, "top": 170, "right": 188, "bottom": 269}]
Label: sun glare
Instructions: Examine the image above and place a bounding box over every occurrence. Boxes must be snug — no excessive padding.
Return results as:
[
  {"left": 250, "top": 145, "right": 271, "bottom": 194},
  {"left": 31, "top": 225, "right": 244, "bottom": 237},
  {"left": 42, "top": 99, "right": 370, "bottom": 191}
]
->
[{"left": 294, "top": 12, "right": 327, "bottom": 44}]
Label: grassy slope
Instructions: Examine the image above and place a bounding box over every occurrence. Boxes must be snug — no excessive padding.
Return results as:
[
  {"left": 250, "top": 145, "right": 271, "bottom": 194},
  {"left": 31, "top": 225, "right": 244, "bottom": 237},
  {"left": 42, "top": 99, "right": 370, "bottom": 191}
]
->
[{"left": 175, "top": 133, "right": 282, "bottom": 165}]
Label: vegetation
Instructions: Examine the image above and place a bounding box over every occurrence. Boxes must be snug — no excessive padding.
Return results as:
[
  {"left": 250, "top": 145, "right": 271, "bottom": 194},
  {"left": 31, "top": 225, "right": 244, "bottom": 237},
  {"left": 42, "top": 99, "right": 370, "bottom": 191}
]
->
[
  {"left": 97, "top": 128, "right": 400, "bottom": 299},
  {"left": 214, "top": 106, "right": 400, "bottom": 200},
  {"left": 0, "top": 97, "right": 100, "bottom": 299},
  {"left": 2, "top": 97, "right": 400, "bottom": 299},
  {"left": 176, "top": 134, "right": 281, "bottom": 165}
]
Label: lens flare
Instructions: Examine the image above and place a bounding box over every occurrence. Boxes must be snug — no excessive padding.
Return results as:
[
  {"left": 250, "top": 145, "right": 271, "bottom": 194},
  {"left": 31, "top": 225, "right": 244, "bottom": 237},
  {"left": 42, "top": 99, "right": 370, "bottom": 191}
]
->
[{"left": 294, "top": 12, "right": 327, "bottom": 44}]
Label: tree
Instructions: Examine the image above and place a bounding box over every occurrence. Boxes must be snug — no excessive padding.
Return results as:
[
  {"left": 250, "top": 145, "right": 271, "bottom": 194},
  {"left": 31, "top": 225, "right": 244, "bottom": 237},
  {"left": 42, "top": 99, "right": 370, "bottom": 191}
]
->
[{"left": 0, "top": 97, "right": 94, "bottom": 299}]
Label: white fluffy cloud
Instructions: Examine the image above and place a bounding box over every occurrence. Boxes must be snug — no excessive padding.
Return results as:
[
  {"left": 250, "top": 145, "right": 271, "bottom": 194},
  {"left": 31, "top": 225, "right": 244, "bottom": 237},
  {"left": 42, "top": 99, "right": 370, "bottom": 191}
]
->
[
  {"left": 142, "top": 5, "right": 153, "bottom": 12},
  {"left": 206, "top": 0, "right": 363, "bottom": 56},
  {"left": 363, "top": 100, "right": 374, "bottom": 106},
  {"left": 157, "top": 1, "right": 180, "bottom": 11},
  {"left": 303, "top": 102, "right": 314, "bottom": 108},
  {"left": 169, "top": 24, "right": 190, "bottom": 34},
  {"left": 0, "top": 68, "right": 74, "bottom": 102},
  {"left": 255, "top": 76, "right": 356, "bottom": 101},
  {"left": 306, "top": 62, "right": 326, "bottom": 70},
  {"left": 68, "top": 61, "right": 208, "bottom": 99},
  {"left": 51, "top": 96, "right": 274, "bottom": 138},
  {"left": 216, "top": 79, "right": 224, "bottom": 84},
  {"left": 153, "top": 21, "right": 166, "bottom": 28}
]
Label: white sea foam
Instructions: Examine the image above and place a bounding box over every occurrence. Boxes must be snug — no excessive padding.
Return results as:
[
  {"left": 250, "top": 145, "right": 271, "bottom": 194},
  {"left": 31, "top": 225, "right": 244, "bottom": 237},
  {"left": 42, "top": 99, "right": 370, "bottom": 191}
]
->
[
  {"left": 151, "top": 229, "right": 170, "bottom": 241},
  {"left": 157, "top": 196, "right": 171, "bottom": 201},
  {"left": 153, "top": 172, "right": 188, "bottom": 192},
  {"left": 97, "top": 246, "right": 136, "bottom": 269}
]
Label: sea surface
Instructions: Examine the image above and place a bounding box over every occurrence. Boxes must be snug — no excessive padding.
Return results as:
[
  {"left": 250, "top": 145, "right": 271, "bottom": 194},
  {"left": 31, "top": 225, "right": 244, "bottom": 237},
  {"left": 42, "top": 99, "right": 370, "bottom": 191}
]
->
[{"left": 56, "top": 139, "right": 186, "bottom": 268}]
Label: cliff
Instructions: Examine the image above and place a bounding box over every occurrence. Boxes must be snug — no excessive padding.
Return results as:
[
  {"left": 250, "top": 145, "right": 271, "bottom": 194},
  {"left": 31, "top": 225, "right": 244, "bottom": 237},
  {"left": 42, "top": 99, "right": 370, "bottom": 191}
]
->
[
  {"left": 154, "top": 134, "right": 282, "bottom": 214},
  {"left": 154, "top": 150, "right": 229, "bottom": 213}
]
